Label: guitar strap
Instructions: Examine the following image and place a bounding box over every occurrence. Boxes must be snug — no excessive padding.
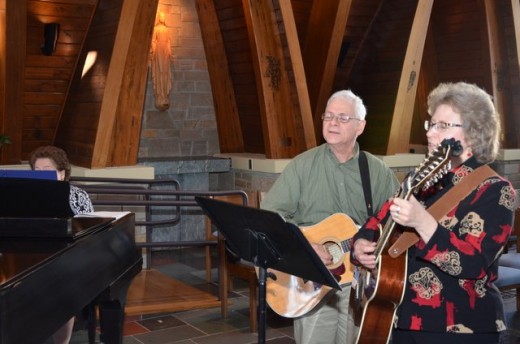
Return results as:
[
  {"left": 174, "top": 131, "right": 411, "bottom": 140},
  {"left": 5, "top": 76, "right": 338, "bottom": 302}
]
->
[
  {"left": 358, "top": 151, "right": 374, "bottom": 217},
  {"left": 388, "top": 165, "right": 497, "bottom": 258}
]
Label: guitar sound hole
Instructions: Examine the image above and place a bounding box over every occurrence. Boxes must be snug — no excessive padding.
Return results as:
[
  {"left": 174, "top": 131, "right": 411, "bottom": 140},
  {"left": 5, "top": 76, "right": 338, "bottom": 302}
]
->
[{"left": 324, "top": 241, "right": 342, "bottom": 264}]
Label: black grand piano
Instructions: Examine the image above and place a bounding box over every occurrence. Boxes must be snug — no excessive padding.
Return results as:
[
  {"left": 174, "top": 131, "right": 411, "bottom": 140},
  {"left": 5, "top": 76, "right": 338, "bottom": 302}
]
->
[{"left": 0, "top": 177, "right": 142, "bottom": 343}]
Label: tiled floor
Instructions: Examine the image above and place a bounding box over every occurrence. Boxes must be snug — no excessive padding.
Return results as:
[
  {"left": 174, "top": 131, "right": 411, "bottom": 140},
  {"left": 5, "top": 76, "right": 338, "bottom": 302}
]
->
[
  {"left": 68, "top": 247, "right": 295, "bottom": 343},
  {"left": 67, "top": 247, "right": 520, "bottom": 343}
]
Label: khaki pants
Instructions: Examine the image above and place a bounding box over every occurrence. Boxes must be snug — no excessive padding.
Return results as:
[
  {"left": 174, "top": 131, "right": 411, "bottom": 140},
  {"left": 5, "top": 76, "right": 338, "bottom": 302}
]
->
[{"left": 294, "top": 286, "right": 358, "bottom": 344}]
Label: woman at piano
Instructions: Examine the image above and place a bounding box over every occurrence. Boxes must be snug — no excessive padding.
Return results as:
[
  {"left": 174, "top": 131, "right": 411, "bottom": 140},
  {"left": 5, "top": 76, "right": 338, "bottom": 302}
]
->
[
  {"left": 29, "top": 145, "right": 94, "bottom": 343},
  {"left": 30, "top": 145, "right": 94, "bottom": 214}
]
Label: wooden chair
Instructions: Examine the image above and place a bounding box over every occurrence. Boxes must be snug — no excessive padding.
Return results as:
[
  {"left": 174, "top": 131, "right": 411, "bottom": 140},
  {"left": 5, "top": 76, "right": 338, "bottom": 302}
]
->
[
  {"left": 204, "top": 191, "right": 259, "bottom": 332},
  {"left": 497, "top": 197, "right": 520, "bottom": 311}
]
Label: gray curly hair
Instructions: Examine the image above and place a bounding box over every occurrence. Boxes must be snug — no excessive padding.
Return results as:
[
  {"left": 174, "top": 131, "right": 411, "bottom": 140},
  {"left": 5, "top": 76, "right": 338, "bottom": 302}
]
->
[{"left": 427, "top": 82, "right": 500, "bottom": 164}]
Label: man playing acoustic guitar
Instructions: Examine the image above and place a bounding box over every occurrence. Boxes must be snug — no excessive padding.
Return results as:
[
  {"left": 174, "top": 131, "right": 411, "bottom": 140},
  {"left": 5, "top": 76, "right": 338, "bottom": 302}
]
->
[
  {"left": 351, "top": 82, "right": 515, "bottom": 344},
  {"left": 261, "top": 90, "right": 399, "bottom": 344}
]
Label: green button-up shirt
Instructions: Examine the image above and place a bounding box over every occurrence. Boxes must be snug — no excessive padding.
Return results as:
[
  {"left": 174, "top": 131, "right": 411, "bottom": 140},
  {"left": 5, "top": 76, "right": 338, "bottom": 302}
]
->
[{"left": 261, "top": 143, "right": 399, "bottom": 227}]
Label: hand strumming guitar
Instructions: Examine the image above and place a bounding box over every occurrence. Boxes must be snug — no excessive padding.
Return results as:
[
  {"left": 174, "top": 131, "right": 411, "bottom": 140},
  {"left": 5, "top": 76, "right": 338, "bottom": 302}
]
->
[{"left": 311, "top": 242, "right": 334, "bottom": 266}]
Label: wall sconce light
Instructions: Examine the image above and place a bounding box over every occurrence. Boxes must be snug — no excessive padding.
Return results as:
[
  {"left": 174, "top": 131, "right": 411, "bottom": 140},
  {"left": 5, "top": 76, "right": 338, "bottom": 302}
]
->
[
  {"left": 41, "top": 23, "right": 60, "bottom": 56},
  {"left": 81, "top": 51, "right": 98, "bottom": 78}
]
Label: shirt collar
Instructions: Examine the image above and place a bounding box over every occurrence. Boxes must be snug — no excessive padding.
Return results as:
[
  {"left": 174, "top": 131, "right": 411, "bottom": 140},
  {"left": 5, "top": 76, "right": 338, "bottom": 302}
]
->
[{"left": 325, "top": 142, "right": 360, "bottom": 164}]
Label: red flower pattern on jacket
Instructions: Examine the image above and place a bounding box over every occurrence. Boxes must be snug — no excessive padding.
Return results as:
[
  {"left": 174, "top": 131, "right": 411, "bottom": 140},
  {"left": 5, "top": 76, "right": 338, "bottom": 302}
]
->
[{"left": 352, "top": 159, "right": 516, "bottom": 335}]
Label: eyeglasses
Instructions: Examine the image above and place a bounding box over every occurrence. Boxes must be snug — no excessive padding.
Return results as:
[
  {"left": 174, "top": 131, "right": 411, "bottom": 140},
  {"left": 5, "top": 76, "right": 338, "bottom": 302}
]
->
[
  {"left": 322, "top": 112, "right": 361, "bottom": 123},
  {"left": 424, "top": 120, "right": 463, "bottom": 132}
]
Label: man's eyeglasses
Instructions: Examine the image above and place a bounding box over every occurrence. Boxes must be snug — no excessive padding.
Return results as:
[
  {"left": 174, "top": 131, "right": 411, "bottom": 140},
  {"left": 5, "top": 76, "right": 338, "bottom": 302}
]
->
[
  {"left": 322, "top": 112, "right": 361, "bottom": 123},
  {"left": 424, "top": 120, "right": 463, "bottom": 131}
]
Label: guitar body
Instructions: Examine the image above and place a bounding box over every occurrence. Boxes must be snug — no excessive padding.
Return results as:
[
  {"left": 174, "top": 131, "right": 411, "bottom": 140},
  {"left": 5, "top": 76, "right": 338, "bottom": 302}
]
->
[
  {"left": 264, "top": 213, "right": 358, "bottom": 318},
  {"left": 350, "top": 139, "right": 462, "bottom": 343},
  {"left": 353, "top": 249, "right": 408, "bottom": 344}
]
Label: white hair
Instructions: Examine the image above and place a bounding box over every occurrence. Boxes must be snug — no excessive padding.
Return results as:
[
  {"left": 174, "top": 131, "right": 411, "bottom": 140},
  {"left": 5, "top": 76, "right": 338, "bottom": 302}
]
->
[{"left": 326, "top": 90, "right": 367, "bottom": 120}]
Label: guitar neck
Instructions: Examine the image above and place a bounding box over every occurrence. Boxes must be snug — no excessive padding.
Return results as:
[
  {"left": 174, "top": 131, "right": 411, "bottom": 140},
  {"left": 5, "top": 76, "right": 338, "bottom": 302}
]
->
[
  {"left": 374, "top": 188, "right": 414, "bottom": 259},
  {"left": 374, "top": 221, "right": 395, "bottom": 258},
  {"left": 340, "top": 238, "right": 352, "bottom": 253}
]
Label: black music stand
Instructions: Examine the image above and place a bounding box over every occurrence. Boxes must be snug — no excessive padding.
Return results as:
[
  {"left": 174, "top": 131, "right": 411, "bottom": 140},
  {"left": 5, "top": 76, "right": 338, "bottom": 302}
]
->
[{"left": 195, "top": 196, "right": 341, "bottom": 344}]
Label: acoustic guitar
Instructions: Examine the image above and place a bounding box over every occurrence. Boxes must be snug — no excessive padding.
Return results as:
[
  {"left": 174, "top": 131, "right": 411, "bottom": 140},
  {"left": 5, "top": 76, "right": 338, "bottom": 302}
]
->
[
  {"left": 261, "top": 212, "right": 358, "bottom": 318},
  {"left": 351, "top": 138, "right": 462, "bottom": 344}
]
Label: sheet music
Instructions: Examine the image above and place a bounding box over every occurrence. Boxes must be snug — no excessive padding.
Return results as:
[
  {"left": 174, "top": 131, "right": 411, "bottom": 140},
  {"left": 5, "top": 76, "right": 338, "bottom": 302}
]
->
[{"left": 74, "top": 211, "right": 130, "bottom": 221}]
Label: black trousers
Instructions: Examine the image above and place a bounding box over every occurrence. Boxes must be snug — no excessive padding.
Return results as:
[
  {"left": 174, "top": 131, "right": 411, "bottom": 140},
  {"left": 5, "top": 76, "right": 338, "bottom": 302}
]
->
[{"left": 391, "top": 329, "right": 500, "bottom": 344}]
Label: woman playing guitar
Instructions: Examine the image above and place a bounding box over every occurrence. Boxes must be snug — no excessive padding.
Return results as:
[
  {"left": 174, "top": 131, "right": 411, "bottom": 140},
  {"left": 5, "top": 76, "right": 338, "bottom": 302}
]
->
[{"left": 351, "top": 82, "right": 515, "bottom": 344}]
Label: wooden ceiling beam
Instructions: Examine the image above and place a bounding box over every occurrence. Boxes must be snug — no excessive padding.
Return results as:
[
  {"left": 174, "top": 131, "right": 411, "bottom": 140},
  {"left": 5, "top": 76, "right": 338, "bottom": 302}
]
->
[
  {"left": 195, "top": 0, "right": 244, "bottom": 153},
  {"left": 302, "top": 0, "right": 352, "bottom": 140},
  {"left": 0, "top": 0, "right": 26, "bottom": 164},
  {"left": 386, "top": 0, "right": 433, "bottom": 155},
  {"left": 278, "top": 0, "right": 316, "bottom": 150},
  {"left": 513, "top": 0, "right": 520, "bottom": 69},
  {"left": 509, "top": 0, "right": 520, "bottom": 148},
  {"left": 483, "top": 0, "right": 507, "bottom": 142},
  {"left": 242, "top": 0, "right": 304, "bottom": 158},
  {"left": 91, "top": 0, "right": 158, "bottom": 167}
]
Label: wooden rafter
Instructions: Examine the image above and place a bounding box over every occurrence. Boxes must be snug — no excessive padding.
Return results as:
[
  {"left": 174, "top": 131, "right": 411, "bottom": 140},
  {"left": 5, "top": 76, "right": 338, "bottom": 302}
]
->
[
  {"left": 278, "top": 0, "right": 316, "bottom": 150},
  {"left": 387, "top": 0, "right": 433, "bottom": 155},
  {"left": 195, "top": 0, "right": 244, "bottom": 153},
  {"left": 92, "top": 0, "right": 158, "bottom": 167},
  {"left": 302, "top": 0, "right": 352, "bottom": 140},
  {"left": 483, "top": 0, "right": 507, "bottom": 137},
  {"left": 0, "top": 0, "right": 25, "bottom": 164},
  {"left": 513, "top": 0, "right": 520, "bottom": 68},
  {"left": 242, "top": 0, "right": 302, "bottom": 158}
]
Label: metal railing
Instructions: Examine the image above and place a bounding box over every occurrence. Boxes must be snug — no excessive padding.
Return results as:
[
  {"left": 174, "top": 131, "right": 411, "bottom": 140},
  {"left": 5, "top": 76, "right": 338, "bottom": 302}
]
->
[{"left": 70, "top": 176, "right": 247, "bottom": 268}]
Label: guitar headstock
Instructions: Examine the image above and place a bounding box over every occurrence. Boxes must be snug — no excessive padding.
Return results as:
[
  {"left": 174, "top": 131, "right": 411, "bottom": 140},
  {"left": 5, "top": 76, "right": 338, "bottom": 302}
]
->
[{"left": 405, "top": 138, "right": 462, "bottom": 194}]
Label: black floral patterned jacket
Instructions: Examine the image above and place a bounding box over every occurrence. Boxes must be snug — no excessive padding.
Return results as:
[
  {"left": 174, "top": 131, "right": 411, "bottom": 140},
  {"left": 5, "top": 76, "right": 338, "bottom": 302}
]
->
[{"left": 352, "top": 157, "right": 516, "bottom": 334}]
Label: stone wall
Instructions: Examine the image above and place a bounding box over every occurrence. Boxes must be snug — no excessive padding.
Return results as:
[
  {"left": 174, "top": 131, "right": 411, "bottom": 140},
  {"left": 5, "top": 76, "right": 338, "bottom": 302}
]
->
[
  {"left": 492, "top": 161, "right": 520, "bottom": 190},
  {"left": 138, "top": 157, "right": 231, "bottom": 244},
  {"left": 227, "top": 158, "right": 520, "bottom": 196},
  {"left": 139, "top": 0, "right": 219, "bottom": 159}
]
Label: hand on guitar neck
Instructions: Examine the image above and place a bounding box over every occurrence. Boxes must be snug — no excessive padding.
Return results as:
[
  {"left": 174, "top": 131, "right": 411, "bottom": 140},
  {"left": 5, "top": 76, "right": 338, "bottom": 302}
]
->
[
  {"left": 389, "top": 196, "right": 438, "bottom": 244},
  {"left": 352, "top": 238, "right": 377, "bottom": 269}
]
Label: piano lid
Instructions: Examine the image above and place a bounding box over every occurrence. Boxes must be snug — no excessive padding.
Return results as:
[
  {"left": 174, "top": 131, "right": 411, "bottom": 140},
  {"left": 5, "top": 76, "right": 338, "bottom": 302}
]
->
[
  {"left": 0, "top": 216, "right": 115, "bottom": 240},
  {"left": 0, "top": 177, "right": 74, "bottom": 218},
  {"left": 0, "top": 178, "right": 114, "bottom": 240}
]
